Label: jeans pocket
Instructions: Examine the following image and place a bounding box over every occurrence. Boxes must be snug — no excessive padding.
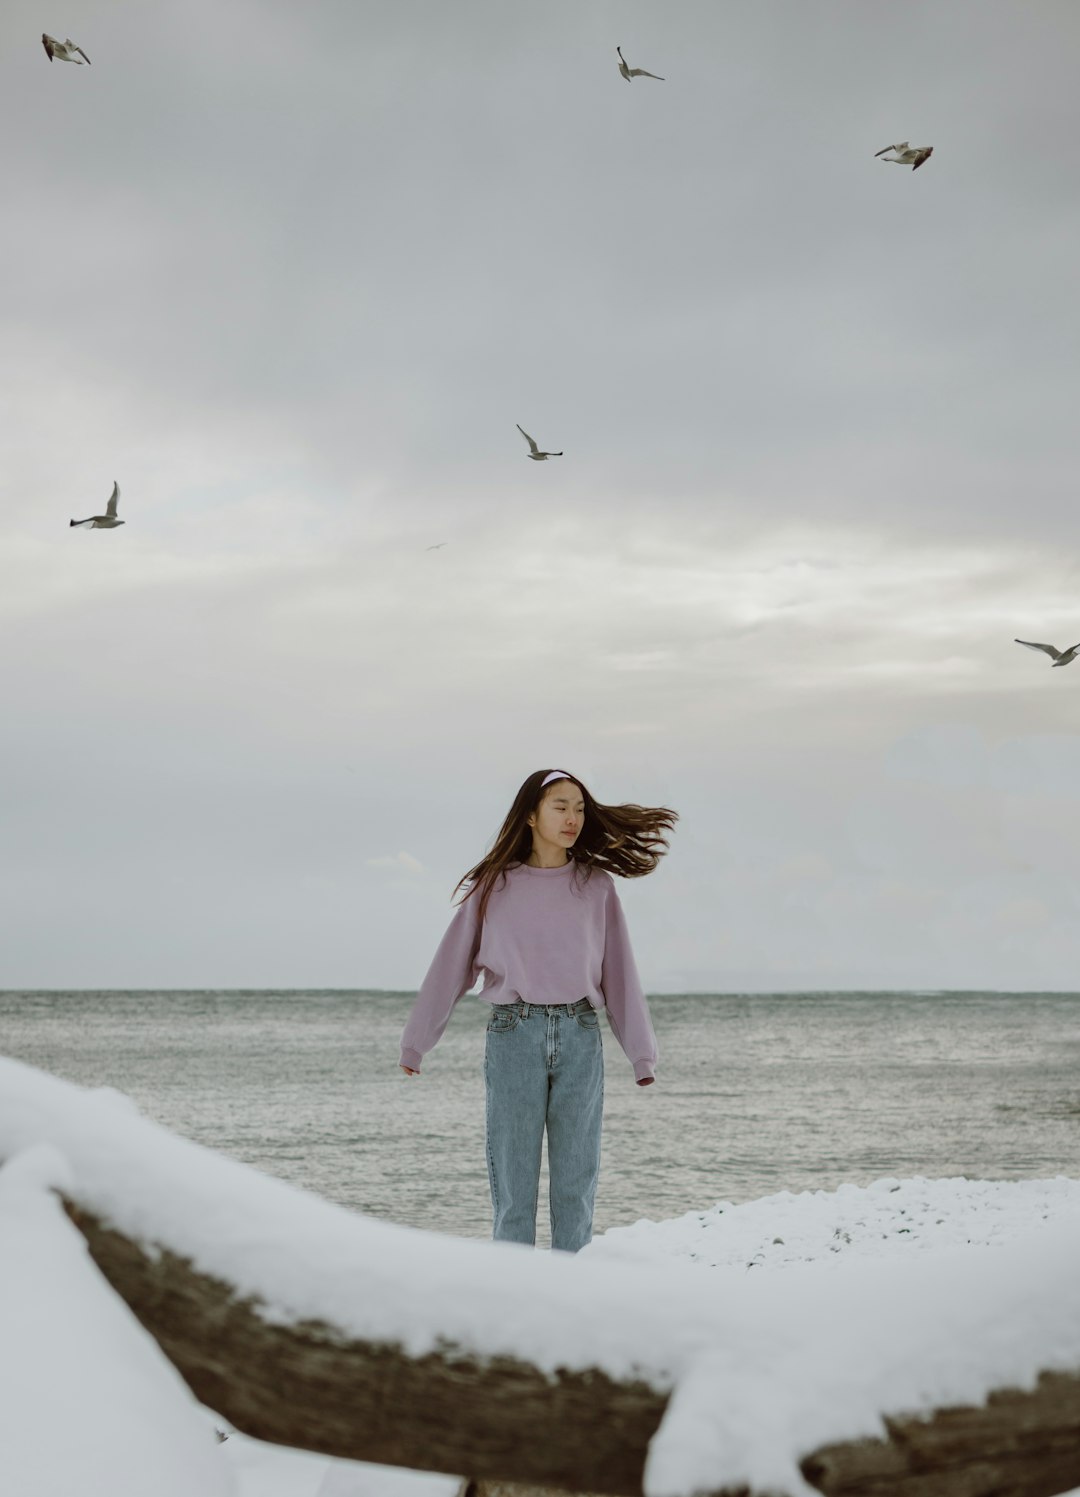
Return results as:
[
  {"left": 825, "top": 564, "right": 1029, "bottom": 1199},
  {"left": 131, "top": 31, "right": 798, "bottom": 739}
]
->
[
  {"left": 574, "top": 1006, "right": 600, "bottom": 1030},
  {"left": 487, "top": 1006, "right": 521, "bottom": 1033}
]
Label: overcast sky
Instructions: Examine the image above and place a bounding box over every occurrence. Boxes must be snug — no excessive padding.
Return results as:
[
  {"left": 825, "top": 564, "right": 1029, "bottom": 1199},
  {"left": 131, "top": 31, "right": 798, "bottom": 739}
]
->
[{"left": 3, "top": 0, "right": 1080, "bottom": 991}]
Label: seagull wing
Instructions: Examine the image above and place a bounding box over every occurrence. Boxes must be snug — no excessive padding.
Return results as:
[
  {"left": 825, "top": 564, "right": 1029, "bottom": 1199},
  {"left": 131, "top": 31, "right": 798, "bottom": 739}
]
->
[
  {"left": 516, "top": 424, "right": 539, "bottom": 454},
  {"left": 105, "top": 481, "right": 120, "bottom": 518},
  {"left": 911, "top": 148, "right": 932, "bottom": 170},
  {"left": 628, "top": 67, "right": 664, "bottom": 79},
  {"left": 1015, "top": 638, "right": 1061, "bottom": 659},
  {"left": 42, "top": 33, "right": 55, "bottom": 60},
  {"left": 874, "top": 141, "right": 907, "bottom": 156},
  {"left": 74, "top": 44, "right": 91, "bottom": 64}
]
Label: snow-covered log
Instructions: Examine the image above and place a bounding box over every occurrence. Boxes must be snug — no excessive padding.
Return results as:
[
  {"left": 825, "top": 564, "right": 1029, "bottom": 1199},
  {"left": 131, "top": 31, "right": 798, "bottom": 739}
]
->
[
  {"left": 51, "top": 1192, "right": 1080, "bottom": 1497},
  {"left": 803, "top": 1374, "right": 1080, "bottom": 1496},
  {"left": 58, "top": 1196, "right": 664, "bottom": 1493},
  {"left": 0, "top": 1147, "right": 232, "bottom": 1497},
  {"left": 23, "top": 1196, "right": 1080, "bottom": 1497},
  {"left": 2, "top": 1056, "right": 1080, "bottom": 1497}
]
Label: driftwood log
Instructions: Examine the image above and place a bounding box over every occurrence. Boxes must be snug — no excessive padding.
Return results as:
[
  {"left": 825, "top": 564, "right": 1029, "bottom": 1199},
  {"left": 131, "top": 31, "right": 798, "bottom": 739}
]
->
[{"left": 63, "top": 1199, "right": 1080, "bottom": 1497}]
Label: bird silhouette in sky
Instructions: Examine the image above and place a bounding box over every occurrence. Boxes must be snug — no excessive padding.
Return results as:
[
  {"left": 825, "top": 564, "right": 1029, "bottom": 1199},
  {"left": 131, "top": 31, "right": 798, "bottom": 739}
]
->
[
  {"left": 517, "top": 425, "right": 563, "bottom": 461},
  {"left": 42, "top": 33, "right": 91, "bottom": 64},
  {"left": 874, "top": 141, "right": 933, "bottom": 170},
  {"left": 616, "top": 46, "right": 664, "bottom": 81},
  {"left": 70, "top": 482, "right": 123, "bottom": 529},
  {"left": 1014, "top": 638, "right": 1080, "bottom": 668}
]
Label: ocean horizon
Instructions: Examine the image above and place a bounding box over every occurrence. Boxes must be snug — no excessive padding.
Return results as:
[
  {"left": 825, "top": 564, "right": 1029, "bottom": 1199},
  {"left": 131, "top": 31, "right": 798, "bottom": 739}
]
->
[{"left": 3, "top": 987, "right": 1078, "bottom": 1248}]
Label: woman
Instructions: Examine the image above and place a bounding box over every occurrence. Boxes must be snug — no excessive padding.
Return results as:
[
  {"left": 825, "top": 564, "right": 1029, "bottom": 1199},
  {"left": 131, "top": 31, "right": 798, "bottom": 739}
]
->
[{"left": 399, "top": 768, "right": 677, "bottom": 1252}]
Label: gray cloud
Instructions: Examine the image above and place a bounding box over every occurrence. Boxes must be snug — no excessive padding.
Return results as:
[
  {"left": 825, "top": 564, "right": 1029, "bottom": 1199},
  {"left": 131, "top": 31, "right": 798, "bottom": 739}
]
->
[{"left": 3, "top": 0, "right": 1080, "bottom": 989}]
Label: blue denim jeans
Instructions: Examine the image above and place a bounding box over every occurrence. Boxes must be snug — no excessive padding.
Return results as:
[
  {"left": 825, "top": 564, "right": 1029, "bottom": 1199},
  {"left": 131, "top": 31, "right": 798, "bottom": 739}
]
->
[{"left": 484, "top": 998, "right": 604, "bottom": 1253}]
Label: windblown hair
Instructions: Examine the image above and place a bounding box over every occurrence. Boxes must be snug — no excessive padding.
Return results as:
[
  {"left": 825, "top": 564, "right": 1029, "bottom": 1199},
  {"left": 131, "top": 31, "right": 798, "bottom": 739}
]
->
[{"left": 454, "top": 769, "right": 678, "bottom": 926}]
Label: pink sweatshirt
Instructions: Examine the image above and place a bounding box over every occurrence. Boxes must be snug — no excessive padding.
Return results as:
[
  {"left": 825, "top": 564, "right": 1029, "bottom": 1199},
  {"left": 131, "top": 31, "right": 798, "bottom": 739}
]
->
[{"left": 400, "top": 860, "right": 658, "bottom": 1081}]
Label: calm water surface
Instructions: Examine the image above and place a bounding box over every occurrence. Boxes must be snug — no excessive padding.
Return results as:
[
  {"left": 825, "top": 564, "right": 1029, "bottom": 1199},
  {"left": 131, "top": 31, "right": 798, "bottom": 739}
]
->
[{"left": 2, "top": 990, "right": 1079, "bottom": 1247}]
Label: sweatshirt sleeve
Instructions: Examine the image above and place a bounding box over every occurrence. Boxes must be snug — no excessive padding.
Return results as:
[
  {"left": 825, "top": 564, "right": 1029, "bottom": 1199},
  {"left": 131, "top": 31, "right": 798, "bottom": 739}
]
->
[
  {"left": 399, "top": 894, "right": 483, "bottom": 1072},
  {"left": 600, "top": 880, "right": 658, "bottom": 1082}
]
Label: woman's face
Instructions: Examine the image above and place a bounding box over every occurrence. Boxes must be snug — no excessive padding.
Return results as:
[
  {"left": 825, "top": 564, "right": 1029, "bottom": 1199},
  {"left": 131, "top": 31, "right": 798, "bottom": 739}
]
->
[{"left": 528, "top": 780, "right": 585, "bottom": 854}]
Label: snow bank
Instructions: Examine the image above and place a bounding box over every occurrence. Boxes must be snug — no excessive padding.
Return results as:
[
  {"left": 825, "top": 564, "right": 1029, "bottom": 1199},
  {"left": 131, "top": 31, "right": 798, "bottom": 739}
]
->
[
  {"left": 2, "top": 1055, "right": 1079, "bottom": 1497},
  {"left": 584, "top": 1174, "right": 1080, "bottom": 1271},
  {"left": 219, "top": 1431, "right": 328, "bottom": 1497},
  {"left": 0, "top": 1144, "right": 233, "bottom": 1497},
  {"left": 315, "top": 1461, "right": 461, "bottom": 1497},
  {"left": 217, "top": 1431, "right": 461, "bottom": 1497}
]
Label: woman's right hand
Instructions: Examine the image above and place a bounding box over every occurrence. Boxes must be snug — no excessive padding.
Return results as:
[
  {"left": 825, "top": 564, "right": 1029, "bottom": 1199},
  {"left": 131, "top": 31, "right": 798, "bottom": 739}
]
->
[{"left": 400, "top": 1065, "right": 419, "bottom": 1076}]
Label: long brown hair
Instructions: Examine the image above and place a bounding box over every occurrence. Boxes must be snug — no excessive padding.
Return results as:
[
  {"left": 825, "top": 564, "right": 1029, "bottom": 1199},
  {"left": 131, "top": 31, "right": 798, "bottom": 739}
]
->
[{"left": 454, "top": 769, "right": 678, "bottom": 926}]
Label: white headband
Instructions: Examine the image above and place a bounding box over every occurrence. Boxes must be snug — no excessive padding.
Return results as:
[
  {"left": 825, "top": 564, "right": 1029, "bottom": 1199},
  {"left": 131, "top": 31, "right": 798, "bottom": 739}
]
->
[{"left": 540, "top": 769, "right": 573, "bottom": 788}]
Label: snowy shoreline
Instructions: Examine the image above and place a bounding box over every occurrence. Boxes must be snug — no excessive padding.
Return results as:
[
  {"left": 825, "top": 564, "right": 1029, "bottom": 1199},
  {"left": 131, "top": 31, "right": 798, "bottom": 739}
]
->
[
  {"left": 585, "top": 1172, "right": 1080, "bottom": 1271},
  {"left": 2, "top": 1054, "right": 1079, "bottom": 1497}
]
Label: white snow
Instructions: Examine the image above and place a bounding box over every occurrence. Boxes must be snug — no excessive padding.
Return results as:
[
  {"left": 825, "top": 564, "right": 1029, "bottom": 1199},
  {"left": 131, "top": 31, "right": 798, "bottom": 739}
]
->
[
  {"left": 0, "top": 1143, "right": 233, "bottom": 1497},
  {"left": 214, "top": 1425, "right": 458, "bottom": 1497},
  {"left": 1, "top": 1053, "right": 1079, "bottom": 1497},
  {"left": 218, "top": 1430, "right": 329, "bottom": 1497},
  {"left": 583, "top": 1173, "right": 1080, "bottom": 1271},
  {"left": 217, "top": 1430, "right": 461, "bottom": 1497},
  {"left": 314, "top": 1460, "right": 461, "bottom": 1497}
]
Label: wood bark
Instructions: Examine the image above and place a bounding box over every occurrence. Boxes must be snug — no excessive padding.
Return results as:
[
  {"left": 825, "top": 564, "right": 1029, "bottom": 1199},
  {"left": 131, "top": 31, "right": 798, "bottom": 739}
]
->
[{"left": 62, "top": 1200, "right": 1080, "bottom": 1497}]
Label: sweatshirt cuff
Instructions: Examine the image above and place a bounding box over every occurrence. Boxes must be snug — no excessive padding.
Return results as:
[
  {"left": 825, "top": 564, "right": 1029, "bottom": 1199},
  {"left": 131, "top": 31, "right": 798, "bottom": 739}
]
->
[
  {"left": 400, "top": 1047, "right": 423, "bottom": 1072},
  {"left": 633, "top": 1059, "right": 656, "bottom": 1082}
]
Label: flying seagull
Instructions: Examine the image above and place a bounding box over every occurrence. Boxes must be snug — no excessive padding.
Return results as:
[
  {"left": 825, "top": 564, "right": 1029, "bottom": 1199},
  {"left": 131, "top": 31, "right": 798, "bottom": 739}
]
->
[
  {"left": 616, "top": 46, "right": 664, "bottom": 81},
  {"left": 424, "top": 542, "right": 447, "bottom": 550},
  {"left": 517, "top": 425, "right": 562, "bottom": 461},
  {"left": 874, "top": 141, "right": 933, "bottom": 170},
  {"left": 70, "top": 481, "right": 123, "bottom": 529},
  {"left": 42, "top": 33, "right": 91, "bottom": 64},
  {"left": 1014, "top": 638, "right": 1080, "bottom": 668}
]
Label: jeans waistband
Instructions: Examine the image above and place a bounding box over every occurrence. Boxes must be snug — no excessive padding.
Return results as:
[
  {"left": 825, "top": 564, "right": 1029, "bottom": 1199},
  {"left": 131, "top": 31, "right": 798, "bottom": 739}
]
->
[{"left": 494, "top": 997, "right": 594, "bottom": 1018}]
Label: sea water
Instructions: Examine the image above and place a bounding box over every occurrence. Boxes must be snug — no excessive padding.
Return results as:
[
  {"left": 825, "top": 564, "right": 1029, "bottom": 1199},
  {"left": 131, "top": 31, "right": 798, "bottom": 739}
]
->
[{"left": 2, "top": 990, "right": 1078, "bottom": 1247}]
